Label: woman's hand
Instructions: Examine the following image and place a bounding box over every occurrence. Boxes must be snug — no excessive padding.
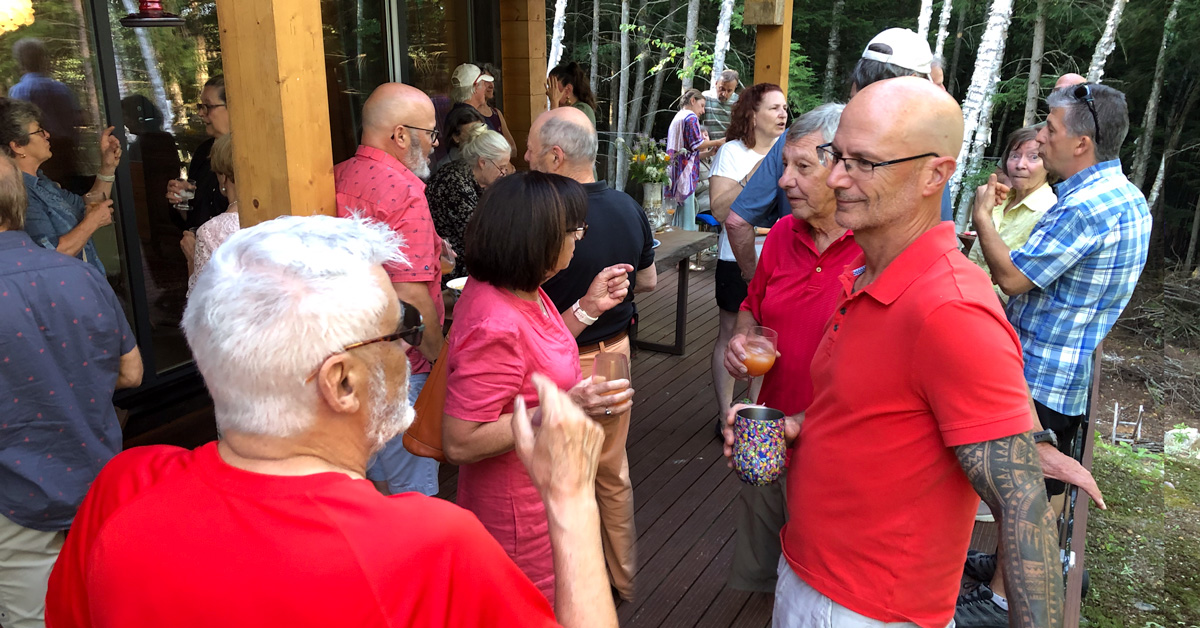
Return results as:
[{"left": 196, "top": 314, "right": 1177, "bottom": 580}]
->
[
  {"left": 579, "top": 263, "right": 635, "bottom": 317},
  {"left": 723, "top": 332, "right": 751, "bottom": 380},
  {"left": 568, "top": 375, "right": 634, "bottom": 420},
  {"left": 98, "top": 126, "right": 122, "bottom": 174},
  {"left": 166, "top": 179, "right": 196, "bottom": 203},
  {"left": 513, "top": 374, "right": 605, "bottom": 504},
  {"left": 84, "top": 199, "right": 114, "bottom": 229}
]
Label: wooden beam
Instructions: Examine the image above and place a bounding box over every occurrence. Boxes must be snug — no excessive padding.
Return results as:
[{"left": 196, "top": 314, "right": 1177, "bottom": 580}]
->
[
  {"left": 752, "top": 0, "right": 793, "bottom": 94},
  {"left": 499, "top": 0, "right": 547, "bottom": 168},
  {"left": 215, "top": 0, "right": 336, "bottom": 227}
]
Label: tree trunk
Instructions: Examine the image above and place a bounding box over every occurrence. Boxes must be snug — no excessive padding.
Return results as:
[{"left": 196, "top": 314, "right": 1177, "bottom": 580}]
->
[
  {"left": 70, "top": 0, "right": 102, "bottom": 128},
  {"left": 1185, "top": 194, "right": 1200, "bottom": 274},
  {"left": 642, "top": 0, "right": 680, "bottom": 136},
  {"left": 607, "top": 68, "right": 620, "bottom": 182},
  {"left": 590, "top": 0, "right": 600, "bottom": 93},
  {"left": 615, "top": 0, "right": 632, "bottom": 190},
  {"left": 548, "top": 0, "right": 570, "bottom": 73},
  {"left": 823, "top": 0, "right": 846, "bottom": 100},
  {"left": 1087, "top": 0, "right": 1127, "bottom": 83},
  {"left": 1144, "top": 79, "right": 1198, "bottom": 286},
  {"left": 1022, "top": 0, "right": 1046, "bottom": 126},
  {"left": 628, "top": 0, "right": 648, "bottom": 135},
  {"left": 947, "top": 0, "right": 970, "bottom": 97},
  {"left": 710, "top": 0, "right": 736, "bottom": 87},
  {"left": 916, "top": 0, "right": 935, "bottom": 41},
  {"left": 950, "top": 0, "right": 1014, "bottom": 230},
  {"left": 681, "top": 0, "right": 700, "bottom": 91},
  {"left": 120, "top": 0, "right": 176, "bottom": 127},
  {"left": 934, "top": 0, "right": 954, "bottom": 58},
  {"left": 1130, "top": 0, "right": 1180, "bottom": 190}
]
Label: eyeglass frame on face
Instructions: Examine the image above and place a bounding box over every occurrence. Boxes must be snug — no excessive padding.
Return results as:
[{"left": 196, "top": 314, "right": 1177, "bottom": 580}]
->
[
  {"left": 1070, "top": 83, "right": 1102, "bottom": 147},
  {"left": 489, "top": 159, "right": 511, "bottom": 177},
  {"left": 567, "top": 223, "right": 589, "bottom": 240},
  {"left": 393, "top": 124, "right": 440, "bottom": 145},
  {"left": 815, "top": 143, "right": 940, "bottom": 180},
  {"left": 26, "top": 127, "right": 49, "bottom": 140},
  {"left": 197, "top": 103, "right": 227, "bottom": 115},
  {"left": 303, "top": 301, "right": 424, "bottom": 384}
]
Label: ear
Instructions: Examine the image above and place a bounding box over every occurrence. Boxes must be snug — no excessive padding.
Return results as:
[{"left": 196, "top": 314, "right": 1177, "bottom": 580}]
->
[
  {"left": 8, "top": 140, "right": 22, "bottom": 157},
  {"left": 551, "top": 146, "right": 567, "bottom": 168},
  {"left": 392, "top": 126, "right": 409, "bottom": 149},
  {"left": 1072, "top": 135, "right": 1093, "bottom": 159},
  {"left": 315, "top": 354, "right": 364, "bottom": 416},
  {"left": 925, "top": 157, "right": 956, "bottom": 198}
]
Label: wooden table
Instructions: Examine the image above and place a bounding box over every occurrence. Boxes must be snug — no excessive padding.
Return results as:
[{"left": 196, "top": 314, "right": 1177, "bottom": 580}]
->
[{"left": 634, "top": 229, "right": 718, "bottom": 355}]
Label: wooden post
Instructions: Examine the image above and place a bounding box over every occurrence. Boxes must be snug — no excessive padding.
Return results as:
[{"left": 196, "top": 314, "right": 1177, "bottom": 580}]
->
[
  {"left": 499, "top": 0, "right": 547, "bottom": 168},
  {"left": 746, "top": 0, "right": 793, "bottom": 94},
  {"left": 215, "top": 0, "right": 336, "bottom": 227}
]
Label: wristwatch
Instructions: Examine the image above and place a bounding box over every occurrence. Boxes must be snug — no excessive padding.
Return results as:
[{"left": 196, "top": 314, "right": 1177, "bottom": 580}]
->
[
  {"left": 1032, "top": 429, "right": 1058, "bottom": 448},
  {"left": 571, "top": 300, "right": 598, "bottom": 325}
]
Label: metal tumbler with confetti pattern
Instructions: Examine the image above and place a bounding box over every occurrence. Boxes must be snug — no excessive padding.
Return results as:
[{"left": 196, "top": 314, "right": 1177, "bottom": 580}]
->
[{"left": 733, "top": 406, "right": 786, "bottom": 486}]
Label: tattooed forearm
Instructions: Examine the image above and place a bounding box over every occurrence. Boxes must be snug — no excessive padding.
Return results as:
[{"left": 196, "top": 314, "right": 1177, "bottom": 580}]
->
[{"left": 956, "top": 432, "right": 1063, "bottom": 628}]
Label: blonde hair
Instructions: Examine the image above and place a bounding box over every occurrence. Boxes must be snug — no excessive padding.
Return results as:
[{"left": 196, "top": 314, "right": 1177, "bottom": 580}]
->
[
  {"left": 209, "top": 133, "right": 235, "bottom": 182},
  {"left": 458, "top": 124, "right": 510, "bottom": 164}
]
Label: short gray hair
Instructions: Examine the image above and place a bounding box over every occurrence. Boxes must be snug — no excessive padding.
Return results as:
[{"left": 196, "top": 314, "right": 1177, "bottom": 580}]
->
[
  {"left": 182, "top": 215, "right": 404, "bottom": 438},
  {"left": 451, "top": 83, "right": 475, "bottom": 104},
  {"left": 539, "top": 115, "right": 597, "bottom": 164},
  {"left": 931, "top": 55, "right": 944, "bottom": 70},
  {"left": 719, "top": 69, "right": 739, "bottom": 85},
  {"left": 1046, "top": 83, "right": 1129, "bottom": 162},
  {"left": 459, "top": 124, "right": 511, "bottom": 163},
  {"left": 786, "top": 102, "right": 844, "bottom": 145}
]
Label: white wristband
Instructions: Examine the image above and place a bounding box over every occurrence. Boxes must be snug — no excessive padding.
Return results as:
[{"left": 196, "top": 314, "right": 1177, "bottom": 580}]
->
[
  {"left": 571, "top": 301, "right": 598, "bottom": 325},
  {"left": 96, "top": 173, "right": 116, "bottom": 182}
]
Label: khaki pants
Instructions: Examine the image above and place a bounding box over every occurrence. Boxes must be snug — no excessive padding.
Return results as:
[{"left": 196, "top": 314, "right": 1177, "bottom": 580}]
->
[
  {"left": 0, "top": 514, "right": 65, "bottom": 628},
  {"left": 578, "top": 333, "right": 637, "bottom": 600}
]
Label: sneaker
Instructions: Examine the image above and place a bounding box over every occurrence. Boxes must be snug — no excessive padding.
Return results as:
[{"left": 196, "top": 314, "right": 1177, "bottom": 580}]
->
[
  {"left": 963, "top": 550, "right": 998, "bottom": 583},
  {"left": 975, "top": 501, "right": 994, "bottom": 522},
  {"left": 954, "top": 584, "right": 1008, "bottom": 628}
]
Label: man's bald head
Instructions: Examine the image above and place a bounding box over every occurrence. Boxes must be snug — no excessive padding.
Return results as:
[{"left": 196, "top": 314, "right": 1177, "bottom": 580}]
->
[
  {"left": 1055, "top": 73, "right": 1086, "bottom": 89},
  {"left": 843, "top": 77, "right": 963, "bottom": 158},
  {"left": 526, "top": 106, "right": 597, "bottom": 180},
  {"left": 361, "top": 83, "right": 436, "bottom": 136}
]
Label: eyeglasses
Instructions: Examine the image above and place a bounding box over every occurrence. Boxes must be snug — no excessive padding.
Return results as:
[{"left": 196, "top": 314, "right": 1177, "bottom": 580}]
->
[
  {"left": 567, "top": 224, "right": 589, "bottom": 240},
  {"left": 490, "top": 160, "right": 511, "bottom": 177},
  {"left": 304, "top": 301, "right": 424, "bottom": 383},
  {"left": 197, "top": 103, "right": 227, "bottom": 115},
  {"left": 402, "top": 124, "right": 440, "bottom": 144},
  {"left": 1070, "top": 84, "right": 1102, "bottom": 147},
  {"left": 27, "top": 127, "right": 49, "bottom": 140},
  {"left": 816, "top": 143, "right": 939, "bottom": 181}
]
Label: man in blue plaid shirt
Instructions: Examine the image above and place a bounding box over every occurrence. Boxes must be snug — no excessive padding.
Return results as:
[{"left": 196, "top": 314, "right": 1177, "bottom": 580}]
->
[{"left": 973, "top": 82, "right": 1151, "bottom": 472}]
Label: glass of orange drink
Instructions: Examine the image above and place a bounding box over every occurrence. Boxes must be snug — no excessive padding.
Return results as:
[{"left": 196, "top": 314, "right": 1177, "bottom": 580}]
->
[{"left": 743, "top": 326, "right": 778, "bottom": 384}]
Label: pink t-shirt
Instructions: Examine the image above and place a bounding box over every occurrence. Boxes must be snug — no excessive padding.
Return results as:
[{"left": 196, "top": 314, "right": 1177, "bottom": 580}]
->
[{"left": 443, "top": 279, "right": 582, "bottom": 605}]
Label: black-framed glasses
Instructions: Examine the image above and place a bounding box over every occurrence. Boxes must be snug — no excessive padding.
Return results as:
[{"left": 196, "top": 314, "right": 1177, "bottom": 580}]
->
[
  {"left": 27, "top": 127, "right": 49, "bottom": 140},
  {"left": 304, "top": 301, "right": 424, "bottom": 383},
  {"left": 1070, "top": 84, "right": 1102, "bottom": 147},
  {"left": 489, "top": 159, "right": 511, "bottom": 177},
  {"left": 197, "top": 103, "right": 227, "bottom": 115},
  {"left": 567, "top": 223, "right": 589, "bottom": 240},
  {"left": 816, "top": 143, "right": 939, "bottom": 181},
  {"left": 401, "top": 124, "right": 440, "bottom": 144}
]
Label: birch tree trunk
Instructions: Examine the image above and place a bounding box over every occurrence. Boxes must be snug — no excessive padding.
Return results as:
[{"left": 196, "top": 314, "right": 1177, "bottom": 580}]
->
[
  {"left": 934, "top": 0, "right": 954, "bottom": 58},
  {"left": 628, "top": 0, "right": 648, "bottom": 135},
  {"left": 948, "top": 0, "right": 970, "bottom": 96},
  {"left": 608, "top": 69, "right": 620, "bottom": 182},
  {"left": 642, "top": 0, "right": 680, "bottom": 136},
  {"left": 548, "top": 0, "right": 569, "bottom": 74},
  {"left": 916, "top": 0, "right": 935, "bottom": 41},
  {"left": 1087, "top": 0, "right": 1127, "bottom": 83},
  {"left": 120, "top": 0, "right": 176, "bottom": 127},
  {"left": 1022, "top": 0, "right": 1046, "bottom": 126},
  {"left": 1185, "top": 194, "right": 1200, "bottom": 274},
  {"left": 681, "top": 0, "right": 701, "bottom": 91},
  {"left": 823, "top": 0, "right": 846, "bottom": 100},
  {"left": 615, "top": 0, "right": 633, "bottom": 189},
  {"left": 710, "top": 0, "right": 736, "bottom": 87},
  {"left": 950, "top": 0, "right": 1015, "bottom": 229},
  {"left": 1130, "top": 0, "right": 1180, "bottom": 190},
  {"left": 590, "top": 0, "right": 600, "bottom": 93}
]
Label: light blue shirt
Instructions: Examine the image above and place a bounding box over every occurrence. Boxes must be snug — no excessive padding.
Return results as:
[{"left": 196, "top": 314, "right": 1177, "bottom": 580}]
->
[{"left": 22, "top": 170, "right": 105, "bottom": 276}]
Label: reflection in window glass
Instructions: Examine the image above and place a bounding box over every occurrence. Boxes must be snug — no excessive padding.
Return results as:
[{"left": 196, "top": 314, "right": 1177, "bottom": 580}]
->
[{"left": 323, "top": 0, "right": 390, "bottom": 163}]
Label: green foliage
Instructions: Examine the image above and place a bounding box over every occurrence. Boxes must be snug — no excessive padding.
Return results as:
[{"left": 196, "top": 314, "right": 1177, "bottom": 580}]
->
[{"left": 787, "top": 46, "right": 821, "bottom": 114}]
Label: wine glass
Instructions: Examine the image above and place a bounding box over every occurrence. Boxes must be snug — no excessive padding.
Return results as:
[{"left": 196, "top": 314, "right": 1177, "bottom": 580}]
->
[
  {"left": 593, "top": 351, "right": 631, "bottom": 399},
  {"left": 742, "top": 326, "right": 778, "bottom": 403},
  {"left": 174, "top": 178, "right": 196, "bottom": 216}
]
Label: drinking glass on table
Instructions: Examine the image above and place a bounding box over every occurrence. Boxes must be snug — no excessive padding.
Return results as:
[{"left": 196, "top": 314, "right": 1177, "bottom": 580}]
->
[
  {"left": 593, "top": 351, "right": 631, "bottom": 399},
  {"left": 742, "top": 326, "right": 778, "bottom": 403}
]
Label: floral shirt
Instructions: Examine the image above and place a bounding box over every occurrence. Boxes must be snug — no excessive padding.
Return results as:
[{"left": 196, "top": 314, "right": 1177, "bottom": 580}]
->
[
  {"left": 425, "top": 159, "right": 481, "bottom": 283},
  {"left": 187, "top": 210, "right": 241, "bottom": 297},
  {"left": 665, "top": 111, "right": 703, "bottom": 203}
]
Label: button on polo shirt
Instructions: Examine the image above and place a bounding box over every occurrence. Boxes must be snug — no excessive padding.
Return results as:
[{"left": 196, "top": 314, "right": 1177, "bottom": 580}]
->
[{"left": 781, "top": 222, "right": 1033, "bottom": 628}]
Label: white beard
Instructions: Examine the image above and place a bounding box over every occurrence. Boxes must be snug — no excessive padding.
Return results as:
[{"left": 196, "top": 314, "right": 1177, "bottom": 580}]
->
[
  {"left": 406, "top": 136, "right": 432, "bottom": 180},
  {"left": 365, "top": 363, "right": 415, "bottom": 454}
]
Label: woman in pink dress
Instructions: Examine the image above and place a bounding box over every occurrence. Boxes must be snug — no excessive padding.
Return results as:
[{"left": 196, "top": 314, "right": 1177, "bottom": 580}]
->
[
  {"left": 181, "top": 133, "right": 239, "bottom": 297},
  {"left": 443, "top": 172, "right": 635, "bottom": 606}
]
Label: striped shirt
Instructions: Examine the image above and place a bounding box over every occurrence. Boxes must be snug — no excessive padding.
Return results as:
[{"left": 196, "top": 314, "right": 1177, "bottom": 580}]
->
[
  {"left": 1006, "top": 160, "right": 1151, "bottom": 416},
  {"left": 703, "top": 92, "right": 737, "bottom": 141}
]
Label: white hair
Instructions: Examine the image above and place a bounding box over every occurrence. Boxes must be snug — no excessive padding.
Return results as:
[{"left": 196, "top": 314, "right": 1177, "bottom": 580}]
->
[
  {"left": 182, "top": 215, "right": 405, "bottom": 438},
  {"left": 459, "top": 124, "right": 511, "bottom": 163},
  {"left": 539, "top": 115, "right": 597, "bottom": 165}
]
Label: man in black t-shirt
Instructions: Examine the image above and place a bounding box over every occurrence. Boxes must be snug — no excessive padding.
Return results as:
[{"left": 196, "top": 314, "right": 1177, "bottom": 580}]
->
[{"left": 529, "top": 107, "right": 655, "bottom": 601}]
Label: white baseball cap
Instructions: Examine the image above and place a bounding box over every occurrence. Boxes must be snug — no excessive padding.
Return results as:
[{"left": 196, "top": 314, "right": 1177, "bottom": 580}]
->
[
  {"left": 451, "top": 64, "right": 494, "bottom": 89},
  {"left": 861, "top": 28, "right": 933, "bottom": 75}
]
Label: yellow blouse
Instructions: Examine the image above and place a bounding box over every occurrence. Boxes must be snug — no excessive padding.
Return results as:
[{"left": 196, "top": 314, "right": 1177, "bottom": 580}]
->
[{"left": 968, "top": 182, "right": 1057, "bottom": 302}]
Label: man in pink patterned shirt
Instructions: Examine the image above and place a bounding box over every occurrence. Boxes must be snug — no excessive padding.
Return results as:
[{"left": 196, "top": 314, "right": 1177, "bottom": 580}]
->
[{"left": 335, "top": 83, "right": 444, "bottom": 496}]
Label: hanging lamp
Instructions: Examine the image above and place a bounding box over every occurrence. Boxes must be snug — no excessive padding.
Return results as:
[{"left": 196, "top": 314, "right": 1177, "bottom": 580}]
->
[{"left": 119, "top": 0, "right": 185, "bottom": 28}]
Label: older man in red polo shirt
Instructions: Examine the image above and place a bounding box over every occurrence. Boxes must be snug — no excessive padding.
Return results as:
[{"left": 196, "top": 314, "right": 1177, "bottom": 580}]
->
[
  {"left": 726, "top": 77, "right": 1063, "bottom": 628},
  {"left": 335, "top": 83, "right": 445, "bottom": 497}
]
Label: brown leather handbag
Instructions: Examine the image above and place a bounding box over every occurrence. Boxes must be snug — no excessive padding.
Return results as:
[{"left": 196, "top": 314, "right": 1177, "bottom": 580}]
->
[{"left": 403, "top": 343, "right": 450, "bottom": 462}]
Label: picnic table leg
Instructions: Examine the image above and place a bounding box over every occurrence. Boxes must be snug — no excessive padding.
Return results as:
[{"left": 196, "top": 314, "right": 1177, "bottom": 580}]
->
[{"left": 633, "top": 258, "right": 690, "bottom": 356}]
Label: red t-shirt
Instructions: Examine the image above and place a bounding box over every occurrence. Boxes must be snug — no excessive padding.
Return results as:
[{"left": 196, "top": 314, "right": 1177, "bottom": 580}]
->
[
  {"left": 46, "top": 443, "right": 558, "bottom": 628},
  {"left": 443, "top": 279, "right": 583, "bottom": 605},
  {"left": 782, "top": 223, "right": 1033, "bottom": 628},
  {"left": 335, "top": 145, "right": 444, "bottom": 375},
  {"left": 741, "top": 215, "right": 861, "bottom": 415}
]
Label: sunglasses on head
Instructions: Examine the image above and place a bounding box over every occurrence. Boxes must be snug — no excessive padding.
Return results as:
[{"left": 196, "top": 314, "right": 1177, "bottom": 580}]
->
[{"left": 1070, "top": 84, "right": 1101, "bottom": 147}]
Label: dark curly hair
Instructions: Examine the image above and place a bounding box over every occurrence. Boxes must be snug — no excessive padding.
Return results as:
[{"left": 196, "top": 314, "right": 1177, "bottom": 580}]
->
[{"left": 724, "top": 83, "right": 783, "bottom": 150}]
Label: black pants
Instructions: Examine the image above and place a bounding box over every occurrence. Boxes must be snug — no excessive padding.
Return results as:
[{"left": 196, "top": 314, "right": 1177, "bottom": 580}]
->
[{"left": 1035, "top": 400, "right": 1085, "bottom": 496}]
